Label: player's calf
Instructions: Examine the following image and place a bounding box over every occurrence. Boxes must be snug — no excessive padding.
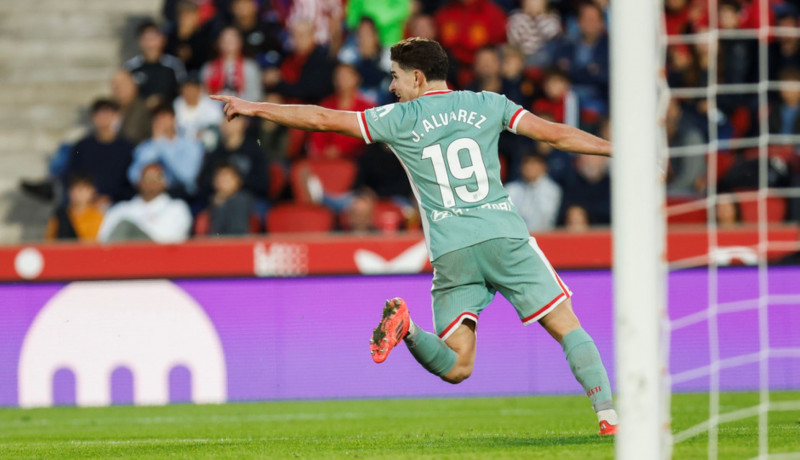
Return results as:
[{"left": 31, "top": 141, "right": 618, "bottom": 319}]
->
[{"left": 370, "top": 297, "right": 459, "bottom": 379}]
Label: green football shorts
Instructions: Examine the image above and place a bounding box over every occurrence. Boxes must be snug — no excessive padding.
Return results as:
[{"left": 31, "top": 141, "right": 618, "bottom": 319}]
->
[{"left": 430, "top": 236, "right": 572, "bottom": 340}]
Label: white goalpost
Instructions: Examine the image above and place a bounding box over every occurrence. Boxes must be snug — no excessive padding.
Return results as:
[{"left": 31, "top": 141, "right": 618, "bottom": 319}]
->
[
  {"left": 611, "top": 0, "right": 671, "bottom": 459},
  {"left": 614, "top": 0, "right": 800, "bottom": 458}
]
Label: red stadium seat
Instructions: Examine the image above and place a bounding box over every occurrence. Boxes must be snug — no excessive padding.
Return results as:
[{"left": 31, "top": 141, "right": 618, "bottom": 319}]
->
[
  {"left": 290, "top": 158, "right": 357, "bottom": 203},
  {"left": 737, "top": 196, "right": 787, "bottom": 223},
  {"left": 193, "top": 210, "right": 262, "bottom": 235},
  {"left": 339, "top": 199, "right": 406, "bottom": 232},
  {"left": 666, "top": 196, "right": 707, "bottom": 225},
  {"left": 193, "top": 210, "right": 211, "bottom": 236},
  {"left": 266, "top": 203, "right": 335, "bottom": 233},
  {"left": 268, "top": 162, "right": 287, "bottom": 200},
  {"left": 373, "top": 200, "right": 405, "bottom": 232}
]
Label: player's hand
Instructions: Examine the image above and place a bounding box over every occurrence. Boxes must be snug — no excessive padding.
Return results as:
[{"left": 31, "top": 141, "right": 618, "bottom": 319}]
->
[{"left": 210, "top": 95, "right": 257, "bottom": 121}]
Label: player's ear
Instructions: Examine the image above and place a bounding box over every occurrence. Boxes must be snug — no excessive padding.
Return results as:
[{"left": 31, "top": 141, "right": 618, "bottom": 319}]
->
[{"left": 413, "top": 69, "right": 424, "bottom": 87}]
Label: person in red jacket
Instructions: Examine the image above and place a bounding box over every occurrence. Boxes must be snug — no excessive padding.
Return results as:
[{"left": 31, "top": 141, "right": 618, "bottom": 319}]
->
[
  {"left": 434, "top": 0, "right": 507, "bottom": 87},
  {"left": 307, "top": 64, "right": 374, "bottom": 160}
]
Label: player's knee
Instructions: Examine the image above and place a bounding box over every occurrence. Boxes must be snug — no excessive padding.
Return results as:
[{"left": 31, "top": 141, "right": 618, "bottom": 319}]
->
[{"left": 441, "top": 364, "right": 473, "bottom": 384}]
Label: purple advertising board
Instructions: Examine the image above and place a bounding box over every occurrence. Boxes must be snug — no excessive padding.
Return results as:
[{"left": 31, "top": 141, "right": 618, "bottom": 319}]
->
[{"left": 1, "top": 267, "right": 799, "bottom": 407}]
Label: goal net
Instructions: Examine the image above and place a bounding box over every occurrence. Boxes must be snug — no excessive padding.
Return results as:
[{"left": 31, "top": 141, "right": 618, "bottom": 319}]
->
[{"left": 613, "top": 0, "right": 800, "bottom": 458}]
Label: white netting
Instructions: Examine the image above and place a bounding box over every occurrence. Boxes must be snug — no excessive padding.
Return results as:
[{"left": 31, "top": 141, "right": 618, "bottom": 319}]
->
[{"left": 661, "top": 1, "right": 800, "bottom": 458}]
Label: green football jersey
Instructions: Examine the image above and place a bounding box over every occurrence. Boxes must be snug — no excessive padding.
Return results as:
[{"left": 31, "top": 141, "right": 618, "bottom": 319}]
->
[{"left": 359, "top": 90, "right": 532, "bottom": 260}]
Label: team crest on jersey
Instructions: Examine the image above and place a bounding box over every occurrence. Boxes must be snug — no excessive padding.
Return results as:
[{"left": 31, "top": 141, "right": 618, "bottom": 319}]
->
[{"left": 371, "top": 104, "right": 396, "bottom": 121}]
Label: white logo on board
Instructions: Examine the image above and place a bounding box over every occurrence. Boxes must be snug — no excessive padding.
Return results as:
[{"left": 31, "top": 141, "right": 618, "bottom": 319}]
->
[
  {"left": 18, "top": 280, "right": 227, "bottom": 408},
  {"left": 354, "top": 240, "right": 428, "bottom": 274}
]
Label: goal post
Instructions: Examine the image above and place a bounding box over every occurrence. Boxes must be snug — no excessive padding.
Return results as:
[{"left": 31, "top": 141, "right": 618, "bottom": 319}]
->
[{"left": 610, "top": 0, "right": 671, "bottom": 458}]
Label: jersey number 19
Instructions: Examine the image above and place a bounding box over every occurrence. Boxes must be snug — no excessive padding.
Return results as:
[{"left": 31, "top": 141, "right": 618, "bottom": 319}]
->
[{"left": 421, "top": 137, "right": 489, "bottom": 208}]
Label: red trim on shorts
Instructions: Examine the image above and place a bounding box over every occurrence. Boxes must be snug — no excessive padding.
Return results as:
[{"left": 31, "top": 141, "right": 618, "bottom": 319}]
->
[
  {"left": 508, "top": 108, "right": 525, "bottom": 129},
  {"left": 520, "top": 292, "right": 568, "bottom": 324},
  {"left": 438, "top": 312, "right": 478, "bottom": 338},
  {"left": 554, "top": 273, "right": 569, "bottom": 297},
  {"left": 360, "top": 112, "right": 373, "bottom": 143}
]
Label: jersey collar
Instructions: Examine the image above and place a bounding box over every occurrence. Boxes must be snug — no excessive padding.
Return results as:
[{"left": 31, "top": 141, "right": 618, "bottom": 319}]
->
[{"left": 423, "top": 89, "right": 453, "bottom": 97}]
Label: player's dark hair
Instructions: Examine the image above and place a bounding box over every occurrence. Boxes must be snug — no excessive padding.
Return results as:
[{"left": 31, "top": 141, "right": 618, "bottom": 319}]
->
[
  {"left": 90, "top": 98, "right": 119, "bottom": 114},
  {"left": 136, "top": 19, "right": 160, "bottom": 38},
  {"left": 390, "top": 38, "right": 449, "bottom": 82}
]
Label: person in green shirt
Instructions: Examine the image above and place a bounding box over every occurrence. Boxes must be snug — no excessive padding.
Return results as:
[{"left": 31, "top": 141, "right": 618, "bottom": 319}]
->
[
  {"left": 345, "top": 0, "right": 412, "bottom": 47},
  {"left": 212, "top": 37, "right": 618, "bottom": 436}
]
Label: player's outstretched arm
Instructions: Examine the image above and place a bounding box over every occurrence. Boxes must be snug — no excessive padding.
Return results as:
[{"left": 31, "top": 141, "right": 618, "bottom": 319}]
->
[
  {"left": 516, "top": 111, "right": 612, "bottom": 157},
  {"left": 210, "top": 95, "right": 363, "bottom": 139}
]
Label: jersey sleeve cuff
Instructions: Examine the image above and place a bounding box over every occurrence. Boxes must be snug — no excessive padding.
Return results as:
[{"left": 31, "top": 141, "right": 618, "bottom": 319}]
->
[
  {"left": 358, "top": 111, "right": 374, "bottom": 144},
  {"left": 507, "top": 108, "right": 528, "bottom": 134}
]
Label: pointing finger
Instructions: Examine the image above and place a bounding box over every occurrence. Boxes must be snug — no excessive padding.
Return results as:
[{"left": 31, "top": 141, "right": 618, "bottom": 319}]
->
[{"left": 210, "top": 95, "right": 230, "bottom": 102}]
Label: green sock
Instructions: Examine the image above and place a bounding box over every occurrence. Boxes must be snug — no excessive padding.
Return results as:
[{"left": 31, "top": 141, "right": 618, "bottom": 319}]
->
[
  {"left": 403, "top": 321, "right": 457, "bottom": 377},
  {"left": 561, "top": 328, "right": 614, "bottom": 412}
]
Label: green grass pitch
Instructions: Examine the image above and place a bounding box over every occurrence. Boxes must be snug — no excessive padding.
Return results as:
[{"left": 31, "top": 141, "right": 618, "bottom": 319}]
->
[{"left": 1, "top": 393, "right": 798, "bottom": 459}]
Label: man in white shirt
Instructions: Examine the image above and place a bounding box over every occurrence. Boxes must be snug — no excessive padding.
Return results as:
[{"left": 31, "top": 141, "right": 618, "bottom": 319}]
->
[
  {"left": 174, "top": 74, "right": 224, "bottom": 148},
  {"left": 505, "top": 151, "right": 563, "bottom": 233},
  {"left": 99, "top": 162, "right": 192, "bottom": 243}
]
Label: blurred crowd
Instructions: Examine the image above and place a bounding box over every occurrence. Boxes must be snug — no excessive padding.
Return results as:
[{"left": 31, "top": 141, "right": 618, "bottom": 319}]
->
[{"left": 21, "top": 0, "right": 800, "bottom": 243}]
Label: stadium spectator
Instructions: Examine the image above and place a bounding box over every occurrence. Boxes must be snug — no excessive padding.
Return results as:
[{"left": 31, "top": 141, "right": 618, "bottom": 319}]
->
[
  {"left": 434, "top": 0, "right": 508, "bottom": 87},
  {"left": 505, "top": 151, "right": 562, "bottom": 233},
  {"left": 197, "top": 115, "right": 269, "bottom": 203},
  {"left": 124, "top": 19, "right": 187, "bottom": 109},
  {"left": 531, "top": 128, "right": 575, "bottom": 189},
  {"left": 229, "top": 0, "right": 285, "bottom": 68},
  {"left": 552, "top": 2, "right": 610, "bottom": 113},
  {"left": 716, "top": 195, "right": 740, "bottom": 228},
  {"left": 500, "top": 45, "right": 536, "bottom": 107},
  {"left": 257, "top": 93, "right": 291, "bottom": 162},
  {"left": 207, "top": 162, "right": 254, "bottom": 235},
  {"left": 506, "top": 0, "right": 561, "bottom": 67},
  {"left": 341, "top": 189, "right": 378, "bottom": 233},
  {"left": 719, "top": 0, "right": 758, "bottom": 85},
  {"left": 769, "top": 67, "right": 800, "bottom": 135},
  {"left": 99, "top": 163, "right": 192, "bottom": 243},
  {"left": 467, "top": 46, "right": 525, "bottom": 105},
  {"left": 664, "top": 0, "right": 694, "bottom": 35},
  {"left": 128, "top": 104, "right": 204, "bottom": 200},
  {"left": 345, "top": 0, "right": 412, "bottom": 47},
  {"left": 111, "top": 70, "right": 152, "bottom": 144},
  {"left": 286, "top": 0, "right": 344, "bottom": 47},
  {"left": 64, "top": 99, "right": 136, "bottom": 206},
  {"left": 769, "top": 6, "right": 800, "bottom": 79},
  {"left": 561, "top": 154, "right": 611, "bottom": 226},
  {"left": 307, "top": 64, "right": 374, "bottom": 160},
  {"left": 564, "top": 204, "right": 590, "bottom": 232},
  {"left": 174, "top": 73, "right": 224, "bottom": 147},
  {"left": 467, "top": 47, "right": 501, "bottom": 93},
  {"left": 666, "top": 99, "right": 707, "bottom": 195},
  {"left": 201, "top": 27, "right": 263, "bottom": 103},
  {"left": 338, "top": 17, "right": 392, "bottom": 104},
  {"left": 45, "top": 173, "right": 105, "bottom": 242},
  {"left": 405, "top": 13, "right": 460, "bottom": 85},
  {"left": 353, "top": 143, "right": 413, "bottom": 206},
  {"left": 264, "top": 20, "right": 336, "bottom": 104},
  {"left": 532, "top": 68, "right": 578, "bottom": 126},
  {"left": 165, "top": 0, "right": 217, "bottom": 73},
  {"left": 163, "top": 0, "right": 224, "bottom": 27}
]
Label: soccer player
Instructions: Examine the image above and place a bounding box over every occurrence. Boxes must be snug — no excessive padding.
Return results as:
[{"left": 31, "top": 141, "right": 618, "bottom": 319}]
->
[{"left": 212, "top": 38, "right": 617, "bottom": 436}]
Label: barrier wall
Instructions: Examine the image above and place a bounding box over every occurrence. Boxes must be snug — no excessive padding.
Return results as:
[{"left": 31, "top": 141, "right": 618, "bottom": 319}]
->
[{"left": 2, "top": 267, "right": 799, "bottom": 408}]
